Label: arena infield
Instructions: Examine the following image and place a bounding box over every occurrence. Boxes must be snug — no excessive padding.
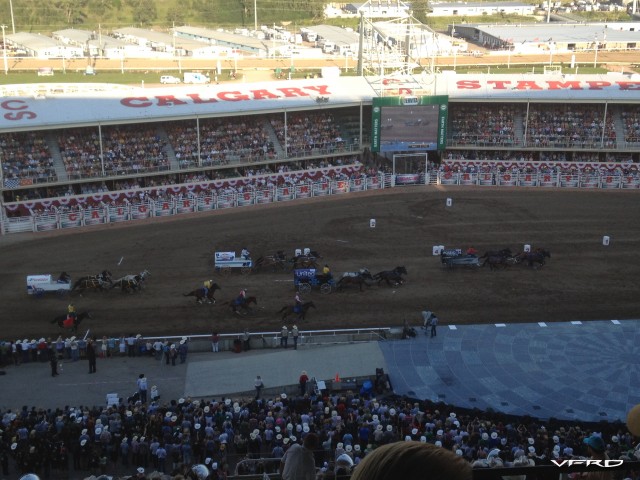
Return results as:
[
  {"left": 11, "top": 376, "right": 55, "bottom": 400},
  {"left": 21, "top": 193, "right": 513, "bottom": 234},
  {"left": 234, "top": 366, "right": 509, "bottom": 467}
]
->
[{"left": 2, "top": 185, "right": 639, "bottom": 340}]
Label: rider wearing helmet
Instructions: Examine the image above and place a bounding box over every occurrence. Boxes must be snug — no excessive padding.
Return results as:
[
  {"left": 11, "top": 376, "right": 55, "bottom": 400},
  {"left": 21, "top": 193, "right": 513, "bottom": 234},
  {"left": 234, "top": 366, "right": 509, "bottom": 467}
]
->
[
  {"left": 236, "top": 288, "right": 248, "bottom": 305},
  {"left": 67, "top": 303, "right": 76, "bottom": 321},
  {"left": 322, "top": 264, "right": 332, "bottom": 280},
  {"left": 203, "top": 279, "right": 213, "bottom": 297}
]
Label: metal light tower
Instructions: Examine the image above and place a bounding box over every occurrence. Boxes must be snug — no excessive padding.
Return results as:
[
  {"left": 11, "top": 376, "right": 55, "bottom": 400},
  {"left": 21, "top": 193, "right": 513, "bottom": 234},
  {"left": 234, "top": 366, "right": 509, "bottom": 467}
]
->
[{"left": 1, "top": 25, "right": 8, "bottom": 75}]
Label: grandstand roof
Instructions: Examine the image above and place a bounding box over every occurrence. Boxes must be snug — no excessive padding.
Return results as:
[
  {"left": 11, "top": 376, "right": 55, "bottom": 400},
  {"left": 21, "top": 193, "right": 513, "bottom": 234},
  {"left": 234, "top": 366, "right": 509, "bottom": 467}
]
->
[
  {"left": 0, "top": 77, "right": 375, "bottom": 133},
  {"left": 0, "top": 74, "right": 638, "bottom": 133}
]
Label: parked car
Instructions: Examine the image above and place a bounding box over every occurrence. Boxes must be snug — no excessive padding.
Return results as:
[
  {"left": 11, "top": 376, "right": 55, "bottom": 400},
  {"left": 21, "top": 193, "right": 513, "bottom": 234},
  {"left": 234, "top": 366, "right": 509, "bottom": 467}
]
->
[{"left": 160, "top": 75, "right": 181, "bottom": 84}]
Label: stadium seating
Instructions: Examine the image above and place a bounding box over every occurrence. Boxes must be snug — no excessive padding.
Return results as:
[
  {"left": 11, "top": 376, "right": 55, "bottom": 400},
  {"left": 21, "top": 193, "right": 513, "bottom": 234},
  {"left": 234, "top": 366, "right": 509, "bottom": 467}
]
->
[
  {"left": 448, "top": 105, "right": 520, "bottom": 147},
  {"left": 621, "top": 105, "right": 640, "bottom": 147},
  {"left": 0, "top": 132, "right": 57, "bottom": 186}
]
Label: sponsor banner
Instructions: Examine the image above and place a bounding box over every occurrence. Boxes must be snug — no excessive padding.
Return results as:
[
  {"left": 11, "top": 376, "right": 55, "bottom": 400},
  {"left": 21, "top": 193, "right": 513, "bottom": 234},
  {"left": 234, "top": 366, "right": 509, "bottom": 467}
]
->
[
  {"left": 332, "top": 180, "right": 349, "bottom": 193},
  {"left": 313, "top": 182, "right": 330, "bottom": 196},
  {"left": 277, "top": 187, "right": 294, "bottom": 201},
  {"left": 367, "top": 176, "right": 381, "bottom": 189},
  {"left": 395, "top": 174, "right": 421, "bottom": 185},
  {"left": 237, "top": 192, "right": 254, "bottom": 206},
  {"left": 539, "top": 174, "right": 557, "bottom": 188},
  {"left": 197, "top": 196, "right": 216, "bottom": 211},
  {"left": 498, "top": 173, "right": 517, "bottom": 186},
  {"left": 176, "top": 199, "right": 196, "bottom": 214},
  {"left": 35, "top": 214, "right": 57, "bottom": 232},
  {"left": 350, "top": 178, "right": 365, "bottom": 191},
  {"left": 460, "top": 173, "right": 477, "bottom": 186},
  {"left": 131, "top": 203, "right": 152, "bottom": 220},
  {"left": 108, "top": 206, "right": 129, "bottom": 223},
  {"left": 5, "top": 216, "right": 34, "bottom": 234},
  {"left": 217, "top": 193, "right": 235, "bottom": 209},
  {"left": 519, "top": 174, "right": 538, "bottom": 187},
  {"left": 580, "top": 175, "right": 600, "bottom": 188},
  {"left": 60, "top": 211, "right": 83, "bottom": 229},
  {"left": 478, "top": 173, "right": 494, "bottom": 186},
  {"left": 155, "top": 201, "right": 174, "bottom": 216},
  {"left": 602, "top": 176, "right": 621, "bottom": 189},
  {"left": 256, "top": 189, "right": 273, "bottom": 204},
  {"left": 560, "top": 174, "right": 580, "bottom": 188},
  {"left": 295, "top": 184, "right": 311, "bottom": 198},
  {"left": 84, "top": 207, "right": 106, "bottom": 225},
  {"left": 622, "top": 176, "right": 640, "bottom": 189},
  {"left": 440, "top": 172, "right": 457, "bottom": 185}
]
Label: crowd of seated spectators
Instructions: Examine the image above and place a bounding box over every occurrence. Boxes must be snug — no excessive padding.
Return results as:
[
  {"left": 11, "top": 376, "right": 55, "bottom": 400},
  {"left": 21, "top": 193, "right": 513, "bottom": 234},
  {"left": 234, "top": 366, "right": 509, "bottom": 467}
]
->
[
  {"left": 525, "top": 105, "right": 616, "bottom": 149},
  {"left": 165, "top": 117, "right": 276, "bottom": 169},
  {"left": 448, "top": 105, "right": 519, "bottom": 147},
  {"left": 101, "top": 126, "right": 170, "bottom": 176},
  {"left": 58, "top": 128, "right": 103, "bottom": 180},
  {"left": 621, "top": 105, "right": 640, "bottom": 145},
  {"left": 270, "top": 112, "right": 346, "bottom": 157},
  {"left": 0, "top": 347, "right": 638, "bottom": 480},
  {"left": 0, "top": 132, "right": 57, "bottom": 184}
]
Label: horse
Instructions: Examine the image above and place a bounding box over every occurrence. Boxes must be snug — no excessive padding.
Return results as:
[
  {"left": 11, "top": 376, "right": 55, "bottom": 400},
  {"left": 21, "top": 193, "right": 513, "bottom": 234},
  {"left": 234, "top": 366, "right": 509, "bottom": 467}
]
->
[
  {"left": 183, "top": 283, "right": 221, "bottom": 304},
  {"left": 291, "top": 251, "right": 322, "bottom": 269},
  {"left": 50, "top": 311, "right": 92, "bottom": 333},
  {"left": 479, "top": 248, "right": 512, "bottom": 260},
  {"left": 337, "top": 269, "right": 374, "bottom": 292},
  {"left": 221, "top": 296, "right": 257, "bottom": 315},
  {"left": 276, "top": 301, "right": 316, "bottom": 321},
  {"left": 373, "top": 266, "right": 408, "bottom": 286},
  {"left": 72, "top": 270, "right": 112, "bottom": 292},
  {"left": 515, "top": 248, "right": 551, "bottom": 268},
  {"left": 112, "top": 270, "right": 151, "bottom": 293},
  {"left": 254, "top": 252, "right": 287, "bottom": 272},
  {"left": 482, "top": 255, "right": 513, "bottom": 271}
]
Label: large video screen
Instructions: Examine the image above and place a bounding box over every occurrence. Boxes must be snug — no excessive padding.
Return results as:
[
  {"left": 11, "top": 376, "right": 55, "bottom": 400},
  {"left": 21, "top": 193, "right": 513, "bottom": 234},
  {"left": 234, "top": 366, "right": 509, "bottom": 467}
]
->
[{"left": 371, "top": 95, "right": 448, "bottom": 153}]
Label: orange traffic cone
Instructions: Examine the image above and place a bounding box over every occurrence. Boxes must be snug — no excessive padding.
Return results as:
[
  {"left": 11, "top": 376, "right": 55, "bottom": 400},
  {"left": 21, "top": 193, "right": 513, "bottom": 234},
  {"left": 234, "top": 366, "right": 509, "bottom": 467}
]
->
[{"left": 334, "top": 373, "right": 341, "bottom": 382}]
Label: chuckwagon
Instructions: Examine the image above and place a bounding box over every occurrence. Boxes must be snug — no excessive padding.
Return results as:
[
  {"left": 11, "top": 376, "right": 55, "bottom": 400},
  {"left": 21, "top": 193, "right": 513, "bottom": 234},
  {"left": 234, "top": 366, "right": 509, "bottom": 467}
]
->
[
  {"left": 293, "top": 268, "right": 335, "bottom": 294},
  {"left": 27, "top": 273, "right": 72, "bottom": 296},
  {"left": 440, "top": 249, "right": 481, "bottom": 269},
  {"left": 214, "top": 252, "right": 253, "bottom": 276}
]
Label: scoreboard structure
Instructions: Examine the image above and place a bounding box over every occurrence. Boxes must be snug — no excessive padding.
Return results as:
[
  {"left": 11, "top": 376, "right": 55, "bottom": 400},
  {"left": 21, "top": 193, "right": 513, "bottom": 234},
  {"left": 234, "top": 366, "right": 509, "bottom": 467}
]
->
[{"left": 371, "top": 95, "right": 449, "bottom": 153}]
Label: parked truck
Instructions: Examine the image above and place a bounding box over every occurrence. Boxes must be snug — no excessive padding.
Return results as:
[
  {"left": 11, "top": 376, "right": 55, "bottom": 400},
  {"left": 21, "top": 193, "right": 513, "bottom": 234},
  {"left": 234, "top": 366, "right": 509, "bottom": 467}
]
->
[{"left": 183, "top": 72, "right": 210, "bottom": 84}]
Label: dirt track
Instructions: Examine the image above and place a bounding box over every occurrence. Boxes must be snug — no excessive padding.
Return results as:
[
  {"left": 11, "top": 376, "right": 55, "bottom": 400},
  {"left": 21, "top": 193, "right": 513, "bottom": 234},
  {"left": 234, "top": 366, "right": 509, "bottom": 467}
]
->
[
  {"left": 4, "top": 50, "right": 637, "bottom": 77},
  {"left": 3, "top": 186, "right": 639, "bottom": 340}
]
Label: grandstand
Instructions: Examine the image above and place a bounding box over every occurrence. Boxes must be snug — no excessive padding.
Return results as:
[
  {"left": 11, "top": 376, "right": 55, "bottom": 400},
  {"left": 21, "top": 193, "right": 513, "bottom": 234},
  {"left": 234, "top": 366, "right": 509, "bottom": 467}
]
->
[
  {"left": 1, "top": 74, "right": 640, "bottom": 479},
  {"left": 1, "top": 73, "right": 639, "bottom": 231}
]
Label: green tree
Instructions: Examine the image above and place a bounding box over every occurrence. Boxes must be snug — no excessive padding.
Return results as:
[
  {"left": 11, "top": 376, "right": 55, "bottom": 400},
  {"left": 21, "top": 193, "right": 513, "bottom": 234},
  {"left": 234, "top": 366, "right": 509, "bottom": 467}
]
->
[
  {"left": 55, "top": 0, "right": 89, "bottom": 25},
  {"left": 166, "top": 6, "right": 186, "bottom": 25},
  {"left": 411, "top": 0, "right": 429, "bottom": 24},
  {"left": 130, "top": 0, "right": 157, "bottom": 25},
  {"left": 192, "top": 0, "right": 217, "bottom": 23},
  {"left": 87, "top": 0, "right": 117, "bottom": 23}
]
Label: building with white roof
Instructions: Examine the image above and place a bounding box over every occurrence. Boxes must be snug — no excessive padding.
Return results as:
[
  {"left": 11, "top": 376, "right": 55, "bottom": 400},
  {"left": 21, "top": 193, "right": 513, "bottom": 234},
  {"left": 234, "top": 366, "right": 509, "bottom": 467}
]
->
[
  {"left": 52, "top": 29, "right": 141, "bottom": 60},
  {"left": 173, "top": 26, "right": 272, "bottom": 56},
  {"left": 428, "top": 1, "right": 535, "bottom": 17},
  {"left": 453, "top": 22, "right": 640, "bottom": 53},
  {"left": 5, "top": 32, "right": 83, "bottom": 59},
  {"left": 112, "top": 27, "right": 217, "bottom": 58}
]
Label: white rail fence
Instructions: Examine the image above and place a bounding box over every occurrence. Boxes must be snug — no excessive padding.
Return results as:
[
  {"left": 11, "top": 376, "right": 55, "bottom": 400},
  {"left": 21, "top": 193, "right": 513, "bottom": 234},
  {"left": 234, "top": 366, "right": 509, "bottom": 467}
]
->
[{"left": 3, "top": 169, "right": 639, "bottom": 235}]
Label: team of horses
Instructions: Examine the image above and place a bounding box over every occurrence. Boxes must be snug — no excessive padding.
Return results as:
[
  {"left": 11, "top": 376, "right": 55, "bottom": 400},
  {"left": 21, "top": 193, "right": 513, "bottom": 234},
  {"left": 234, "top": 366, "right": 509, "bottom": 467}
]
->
[{"left": 46, "top": 246, "right": 550, "bottom": 334}]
